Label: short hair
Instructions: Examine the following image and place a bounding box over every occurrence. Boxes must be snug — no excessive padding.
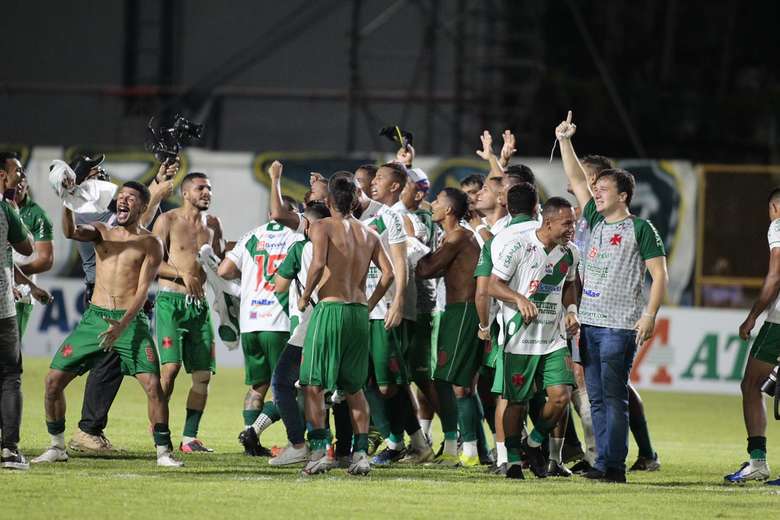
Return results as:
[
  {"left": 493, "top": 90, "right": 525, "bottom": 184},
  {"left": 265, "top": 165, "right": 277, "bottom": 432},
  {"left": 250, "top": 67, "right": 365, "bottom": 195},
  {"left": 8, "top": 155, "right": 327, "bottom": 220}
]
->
[
  {"left": 281, "top": 195, "right": 299, "bottom": 213},
  {"left": 505, "top": 164, "right": 535, "bottom": 185},
  {"left": 379, "top": 162, "right": 408, "bottom": 188},
  {"left": 122, "top": 181, "right": 151, "bottom": 205},
  {"left": 328, "top": 174, "right": 357, "bottom": 215},
  {"left": 0, "top": 152, "right": 19, "bottom": 170},
  {"left": 542, "top": 197, "right": 573, "bottom": 219},
  {"left": 304, "top": 201, "right": 331, "bottom": 220},
  {"left": 460, "top": 174, "right": 484, "bottom": 189},
  {"left": 356, "top": 164, "right": 378, "bottom": 179},
  {"left": 768, "top": 187, "right": 780, "bottom": 204},
  {"left": 506, "top": 182, "right": 538, "bottom": 216},
  {"left": 441, "top": 187, "right": 469, "bottom": 221},
  {"left": 181, "top": 172, "right": 208, "bottom": 191},
  {"left": 581, "top": 154, "right": 615, "bottom": 174},
  {"left": 596, "top": 168, "right": 636, "bottom": 205}
]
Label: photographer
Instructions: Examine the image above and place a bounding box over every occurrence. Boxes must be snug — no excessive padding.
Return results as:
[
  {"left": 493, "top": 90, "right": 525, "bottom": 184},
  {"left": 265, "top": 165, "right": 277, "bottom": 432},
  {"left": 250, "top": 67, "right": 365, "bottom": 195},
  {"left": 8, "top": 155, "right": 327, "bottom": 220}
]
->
[
  {"left": 65, "top": 154, "right": 175, "bottom": 453},
  {"left": 727, "top": 188, "right": 780, "bottom": 485}
]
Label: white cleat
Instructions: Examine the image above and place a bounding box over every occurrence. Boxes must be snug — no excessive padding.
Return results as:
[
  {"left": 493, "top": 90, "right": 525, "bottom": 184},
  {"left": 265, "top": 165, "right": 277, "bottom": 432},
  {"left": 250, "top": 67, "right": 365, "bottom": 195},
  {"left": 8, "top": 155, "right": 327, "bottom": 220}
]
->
[
  {"left": 347, "top": 452, "right": 371, "bottom": 476},
  {"left": 31, "top": 446, "right": 68, "bottom": 464},
  {"left": 157, "top": 451, "right": 184, "bottom": 467},
  {"left": 269, "top": 444, "right": 310, "bottom": 466},
  {"left": 724, "top": 460, "right": 770, "bottom": 483},
  {"left": 301, "top": 449, "right": 335, "bottom": 475}
]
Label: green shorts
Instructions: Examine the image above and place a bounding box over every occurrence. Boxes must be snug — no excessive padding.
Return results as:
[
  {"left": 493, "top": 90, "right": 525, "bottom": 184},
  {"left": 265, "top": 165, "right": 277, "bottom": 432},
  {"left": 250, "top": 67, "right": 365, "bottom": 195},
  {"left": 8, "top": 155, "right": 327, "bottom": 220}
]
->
[
  {"left": 482, "top": 320, "right": 501, "bottom": 368},
  {"left": 241, "top": 331, "right": 289, "bottom": 386},
  {"left": 430, "top": 311, "right": 442, "bottom": 372},
  {"left": 491, "top": 347, "right": 505, "bottom": 394},
  {"left": 502, "top": 347, "right": 575, "bottom": 403},
  {"left": 369, "top": 318, "right": 411, "bottom": 386},
  {"left": 50, "top": 305, "right": 159, "bottom": 376},
  {"left": 433, "top": 302, "right": 481, "bottom": 388},
  {"left": 155, "top": 291, "right": 215, "bottom": 373},
  {"left": 750, "top": 321, "right": 780, "bottom": 365},
  {"left": 300, "top": 302, "right": 369, "bottom": 394},
  {"left": 16, "top": 302, "right": 33, "bottom": 339},
  {"left": 407, "top": 313, "right": 433, "bottom": 382}
]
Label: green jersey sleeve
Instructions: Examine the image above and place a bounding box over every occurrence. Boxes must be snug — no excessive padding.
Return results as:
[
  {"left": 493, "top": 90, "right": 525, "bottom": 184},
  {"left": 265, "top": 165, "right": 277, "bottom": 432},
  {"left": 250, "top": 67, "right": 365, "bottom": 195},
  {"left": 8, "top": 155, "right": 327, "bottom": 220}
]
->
[
  {"left": 276, "top": 240, "right": 305, "bottom": 280},
  {"left": 474, "top": 237, "right": 494, "bottom": 278},
  {"left": 28, "top": 206, "right": 54, "bottom": 241},
  {"left": 582, "top": 198, "right": 603, "bottom": 229},
  {"left": 2, "top": 201, "right": 29, "bottom": 244},
  {"left": 634, "top": 218, "right": 666, "bottom": 260}
]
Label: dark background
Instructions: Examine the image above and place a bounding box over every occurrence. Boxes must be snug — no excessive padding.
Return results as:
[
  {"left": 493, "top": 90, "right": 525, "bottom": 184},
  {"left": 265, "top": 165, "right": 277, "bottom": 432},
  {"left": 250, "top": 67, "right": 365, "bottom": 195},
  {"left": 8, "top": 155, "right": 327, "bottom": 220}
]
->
[{"left": 2, "top": 0, "right": 779, "bottom": 162}]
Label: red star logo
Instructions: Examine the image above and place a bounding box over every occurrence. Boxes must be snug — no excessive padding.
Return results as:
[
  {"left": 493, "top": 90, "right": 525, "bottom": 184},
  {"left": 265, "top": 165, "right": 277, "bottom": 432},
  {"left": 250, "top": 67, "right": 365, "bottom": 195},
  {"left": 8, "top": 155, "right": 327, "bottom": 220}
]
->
[
  {"left": 512, "top": 373, "right": 525, "bottom": 387},
  {"left": 162, "top": 337, "right": 173, "bottom": 349},
  {"left": 610, "top": 234, "right": 623, "bottom": 246},
  {"left": 62, "top": 344, "right": 73, "bottom": 358},
  {"left": 484, "top": 341, "right": 492, "bottom": 354},
  {"left": 437, "top": 350, "right": 448, "bottom": 367},
  {"left": 559, "top": 261, "right": 569, "bottom": 274},
  {"left": 388, "top": 357, "right": 400, "bottom": 374}
]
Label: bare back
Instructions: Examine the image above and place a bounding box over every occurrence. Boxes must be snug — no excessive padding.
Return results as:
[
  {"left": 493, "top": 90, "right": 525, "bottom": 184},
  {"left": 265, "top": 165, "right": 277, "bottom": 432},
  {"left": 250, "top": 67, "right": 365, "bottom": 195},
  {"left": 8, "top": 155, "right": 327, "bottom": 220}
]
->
[
  {"left": 444, "top": 228, "right": 480, "bottom": 303},
  {"left": 317, "top": 217, "right": 377, "bottom": 304},
  {"left": 91, "top": 224, "right": 160, "bottom": 310}
]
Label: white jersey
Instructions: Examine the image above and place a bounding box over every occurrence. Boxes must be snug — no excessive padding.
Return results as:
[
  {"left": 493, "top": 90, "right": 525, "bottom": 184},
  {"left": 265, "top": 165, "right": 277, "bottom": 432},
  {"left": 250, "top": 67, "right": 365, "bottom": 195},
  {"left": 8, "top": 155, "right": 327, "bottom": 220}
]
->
[
  {"left": 492, "top": 228, "right": 579, "bottom": 356},
  {"left": 276, "top": 239, "right": 315, "bottom": 347},
  {"left": 392, "top": 201, "right": 430, "bottom": 322},
  {"left": 767, "top": 219, "right": 780, "bottom": 323},
  {"left": 361, "top": 202, "right": 408, "bottom": 321},
  {"left": 226, "top": 221, "right": 303, "bottom": 332}
]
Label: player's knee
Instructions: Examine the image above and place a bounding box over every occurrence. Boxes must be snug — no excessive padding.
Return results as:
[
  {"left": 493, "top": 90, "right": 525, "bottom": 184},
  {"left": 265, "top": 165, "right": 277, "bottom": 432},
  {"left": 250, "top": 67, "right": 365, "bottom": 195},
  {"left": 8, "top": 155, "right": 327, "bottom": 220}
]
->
[
  {"left": 191, "top": 370, "right": 211, "bottom": 395},
  {"left": 377, "top": 385, "right": 396, "bottom": 398},
  {"left": 44, "top": 372, "right": 64, "bottom": 397}
]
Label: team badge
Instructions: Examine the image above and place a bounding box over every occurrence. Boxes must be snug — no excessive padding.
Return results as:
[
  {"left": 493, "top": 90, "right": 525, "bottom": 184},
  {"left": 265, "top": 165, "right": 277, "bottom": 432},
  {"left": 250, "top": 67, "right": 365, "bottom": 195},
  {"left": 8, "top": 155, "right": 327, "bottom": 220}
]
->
[
  {"left": 437, "top": 350, "right": 448, "bottom": 367},
  {"left": 62, "top": 344, "right": 73, "bottom": 358},
  {"left": 610, "top": 233, "right": 623, "bottom": 246},
  {"left": 512, "top": 373, "right": 525, "bottom": 387},
  {"left": 559, "top": 261, "right": 569, "bottom": 274},
  {"left": 388, "top": 357, "right": 400, "bottom": 374},
  {"left": 162, "top": 337, "right": 173, "bottom": 349}
]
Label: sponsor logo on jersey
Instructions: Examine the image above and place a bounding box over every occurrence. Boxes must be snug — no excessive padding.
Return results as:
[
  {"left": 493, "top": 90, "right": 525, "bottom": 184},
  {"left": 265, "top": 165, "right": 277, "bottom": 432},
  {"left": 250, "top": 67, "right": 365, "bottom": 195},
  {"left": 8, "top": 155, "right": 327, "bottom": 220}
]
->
[
  {"left": 545, "top": 263, "right": 554, "bottom": 275},
  {"left": 536, "top": 283, "right": 563, "bottom": 295},
  {"left": 249, "top": 312, "right": 257, "bottom": 319},
  {"left": 588, "top": 246, "right": 598, "bottom": 259},
  {"left": 528, "top": 279, "right": 541, "bottom": 295},
  {"left": 583, "top": 289, "right": 601, "bottom": 298},
  {"left": 250, "top": 298, "right": 275, "bottom": 306}
]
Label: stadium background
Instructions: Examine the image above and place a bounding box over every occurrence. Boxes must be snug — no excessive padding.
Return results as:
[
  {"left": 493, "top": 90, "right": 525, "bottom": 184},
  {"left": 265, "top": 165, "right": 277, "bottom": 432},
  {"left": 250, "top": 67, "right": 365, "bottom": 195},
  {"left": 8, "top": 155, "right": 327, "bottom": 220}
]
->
[{"left": 2, "top": 2, "right": 780, "bottom": 516}]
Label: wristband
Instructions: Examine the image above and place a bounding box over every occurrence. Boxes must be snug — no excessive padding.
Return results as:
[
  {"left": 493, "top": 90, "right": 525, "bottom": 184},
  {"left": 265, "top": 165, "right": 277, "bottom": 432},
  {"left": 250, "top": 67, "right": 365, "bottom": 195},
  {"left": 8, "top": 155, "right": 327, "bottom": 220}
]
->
[
  {"left": 566, "top": 304, "right": 578, "bottom": 315},
  {"left": 642, "top": 312, "right": 656, "bottom": 319},
  {"left": 478, "top": 322, "right": 490, "bottom": 333}
]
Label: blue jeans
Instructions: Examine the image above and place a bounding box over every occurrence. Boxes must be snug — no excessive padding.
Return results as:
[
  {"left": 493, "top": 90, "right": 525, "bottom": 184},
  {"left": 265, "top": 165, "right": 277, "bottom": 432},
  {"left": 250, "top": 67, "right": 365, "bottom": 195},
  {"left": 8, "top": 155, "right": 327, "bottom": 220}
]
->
[
  {"left": 580, "top": 325, "right": 637, "bottom": 473},
  {"left": 271, "top": 344, "right": 305, "bottom": 445}
]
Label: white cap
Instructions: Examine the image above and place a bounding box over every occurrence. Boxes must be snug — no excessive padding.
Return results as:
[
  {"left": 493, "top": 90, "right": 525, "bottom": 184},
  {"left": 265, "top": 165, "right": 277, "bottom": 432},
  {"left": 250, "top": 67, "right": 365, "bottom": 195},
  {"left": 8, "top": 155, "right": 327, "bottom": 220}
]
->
[{"left": 408, "top": 167, "right": 430, "bottom": 190}]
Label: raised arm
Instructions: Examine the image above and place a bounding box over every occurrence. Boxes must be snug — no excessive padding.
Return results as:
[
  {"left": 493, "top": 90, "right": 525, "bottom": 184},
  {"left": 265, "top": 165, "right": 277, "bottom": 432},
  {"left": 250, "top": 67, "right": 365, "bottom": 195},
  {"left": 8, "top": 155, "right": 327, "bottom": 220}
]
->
[
  {"left": 141, "top": 160, "right": 178, "bottom": 228},
  {"left": 268, "top": 160, "right": 303, "bottom": 230},
  {"left": 298, "top": 220, "right": 328, "bottom": 311},
  {"left": 61, "top": 206, "right": 101, "bottom": 243},
  {"left": 416, "top": 233, "right": 460, "bottom": 279},
  {"left": 368, "top": 239, "right": 395, "bottom": 312},
  {"left": 475, "top": 130, "right": 505, "bottom": 178},
  {"left": 498, "top": 130, "right": 517, "bottom": 169},
  {"left": 556, "top": 111, "right": 593, "bottom": 209},
  {"left": 98, "top": 237, "right": 163, "bottom": 348}
]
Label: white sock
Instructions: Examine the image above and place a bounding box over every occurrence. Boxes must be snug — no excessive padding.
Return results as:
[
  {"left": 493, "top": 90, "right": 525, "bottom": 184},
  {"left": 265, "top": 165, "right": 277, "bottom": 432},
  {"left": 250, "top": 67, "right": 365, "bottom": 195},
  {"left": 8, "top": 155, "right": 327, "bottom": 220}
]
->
[
  {"left": 462, "top": 440, "right": 478, "bottom": 458},
  {"left": 51, "top": 433, "right": 65, "bottom": 449},
  {"left": 156, "top": 445, "right": 170, "bottom": 457},
  {"left": 386, "top": 437, "right": 404, "bottom": 450},
  {"left": 443, "top": 438, "right": 458, "bottom": 456},
  {"left": 549, "top": 437, "right": 564, "bottom": 463},
  {"left": 419, "top": 419, "right": 432, "bottom": 439},
  {"left": 252, "top": 413, "right": 274, "bottom": 435},
  {"left": 496, "top": 441, "right": 508, "bottom": 465},
  {"left": 181, "top": 435, "right": 196, "bottom": 445},
  {"left": 410, "top": 430, "right": 428, "bottom": 452}
]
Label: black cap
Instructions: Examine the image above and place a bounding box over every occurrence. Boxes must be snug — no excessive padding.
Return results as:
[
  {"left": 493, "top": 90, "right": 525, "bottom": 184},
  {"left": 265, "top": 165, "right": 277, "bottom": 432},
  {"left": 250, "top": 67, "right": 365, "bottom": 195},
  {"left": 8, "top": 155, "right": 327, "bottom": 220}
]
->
[{"left": 69, "top": 154, "right": 105, "bottom": 184}]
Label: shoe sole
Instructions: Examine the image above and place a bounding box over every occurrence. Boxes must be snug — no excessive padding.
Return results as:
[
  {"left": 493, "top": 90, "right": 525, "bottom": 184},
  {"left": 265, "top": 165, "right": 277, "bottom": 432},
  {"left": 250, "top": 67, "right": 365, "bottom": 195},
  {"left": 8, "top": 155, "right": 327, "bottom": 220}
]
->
[
  {"left": 2, "top": 463, "right": 30, "bottom": 470},
  {"left": 269, "top": 456, "right": 309, "bottom": 466}
]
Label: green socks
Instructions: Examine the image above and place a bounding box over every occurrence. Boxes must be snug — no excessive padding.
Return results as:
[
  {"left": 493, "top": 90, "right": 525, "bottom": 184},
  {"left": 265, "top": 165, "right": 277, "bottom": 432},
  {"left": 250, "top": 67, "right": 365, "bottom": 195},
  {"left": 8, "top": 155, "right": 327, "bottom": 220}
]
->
[
  {"left": 308, "top": 428, "right": 329, "bottom": 451},
  {"left": 353, "top": 433, "right": 369, "bottom": 454},
  {"left": 456, "top": 395, "right": 478, "bottom": 442},
  {"left": 434, "top": 380, "right": 459, "bottom": 434},
  {"left": 243, "top": 409, "right": 261, "bottom": 427},
  {"left": 183, "top": 408, "right": 204, "bottom": 438}
]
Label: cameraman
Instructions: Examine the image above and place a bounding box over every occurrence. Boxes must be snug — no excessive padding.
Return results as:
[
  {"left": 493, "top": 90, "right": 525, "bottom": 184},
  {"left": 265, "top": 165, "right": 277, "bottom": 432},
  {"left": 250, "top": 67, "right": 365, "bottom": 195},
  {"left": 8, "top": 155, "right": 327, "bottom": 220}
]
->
[
  {"left": 65, "top": 154, "right": 175, "bottom": 453},
  {"left": 728, "top": 188, "right": 780, "bottom": 485}
]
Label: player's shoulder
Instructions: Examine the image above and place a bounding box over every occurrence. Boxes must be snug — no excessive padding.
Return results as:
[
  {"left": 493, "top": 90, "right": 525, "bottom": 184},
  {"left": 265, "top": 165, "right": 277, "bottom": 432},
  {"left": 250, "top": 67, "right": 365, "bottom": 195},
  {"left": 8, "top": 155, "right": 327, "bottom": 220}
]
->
[{"left": 205, "top": 213, "right": 222, "bottom": 229}]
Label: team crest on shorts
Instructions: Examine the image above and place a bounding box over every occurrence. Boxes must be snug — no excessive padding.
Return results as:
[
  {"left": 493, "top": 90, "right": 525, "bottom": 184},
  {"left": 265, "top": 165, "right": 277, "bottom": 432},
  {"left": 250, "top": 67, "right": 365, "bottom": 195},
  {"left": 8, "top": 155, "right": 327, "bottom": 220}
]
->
[
  {"left": 162, "top": 337, "right": 173, "bottom": 349},
  {"left": 388, "top": 357, "right": 400, "bottom": 374},
  {"left": 62, "top": 344, "right": 73, "bottom": 358},
  {"left": 145, "top": 345, "right": 156, "bottom": 363},
  {"left": 484, "top": 342, "right": 492, "bottom": 354},
  {"left": 512, "top": 373, "right": 525, "bottom": 387},
  {"left": 437, "top": 350, "right": 448, "bottom": 367}
]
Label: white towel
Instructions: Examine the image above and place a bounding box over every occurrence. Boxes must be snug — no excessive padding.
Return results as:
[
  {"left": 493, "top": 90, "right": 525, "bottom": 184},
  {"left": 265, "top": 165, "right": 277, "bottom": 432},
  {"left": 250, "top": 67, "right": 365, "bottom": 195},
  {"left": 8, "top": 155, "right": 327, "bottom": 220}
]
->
[
  {"left": 49, "top": 159, "right": 117, "bottom": 214},
  {"left": 197, "top": 244, "right": 241, "bottom": 350}
]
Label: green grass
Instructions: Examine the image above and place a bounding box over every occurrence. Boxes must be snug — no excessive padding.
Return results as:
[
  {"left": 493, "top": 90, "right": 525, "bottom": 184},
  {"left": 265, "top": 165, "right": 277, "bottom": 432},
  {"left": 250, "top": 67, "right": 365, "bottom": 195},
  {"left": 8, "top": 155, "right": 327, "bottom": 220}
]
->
[{"left": 4, "top": 358, "right": 780, "bottom": 519}]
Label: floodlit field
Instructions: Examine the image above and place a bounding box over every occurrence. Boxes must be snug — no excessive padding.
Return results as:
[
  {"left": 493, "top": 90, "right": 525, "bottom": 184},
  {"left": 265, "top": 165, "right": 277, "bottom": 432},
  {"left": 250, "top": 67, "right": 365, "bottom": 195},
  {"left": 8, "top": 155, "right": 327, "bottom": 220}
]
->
[{"left": 4, "top": 358, "right": 779, "bottom": 519}]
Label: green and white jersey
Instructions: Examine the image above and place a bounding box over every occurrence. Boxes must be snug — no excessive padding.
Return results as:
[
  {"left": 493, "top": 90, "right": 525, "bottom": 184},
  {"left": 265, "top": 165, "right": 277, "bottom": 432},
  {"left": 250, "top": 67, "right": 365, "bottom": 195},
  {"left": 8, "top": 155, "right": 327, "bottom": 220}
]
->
[
  {"left": 361, "top": 202, "right": 407, "bottom": 321},
  {"left": 415, "top": 208, "right": 437, "bottom": 314},
  {"left": 492, "top": 228, "right": 579, "bottom": 356},
  {"left": 225, "top": 221, "right": 303, "bottom": 333},
  {"left": 276, "top": 239, "right": 314, "bottom": 347},
  {"left": 14, "top": 197, "right": 53, "bottom": 304},
  {"left": 766, "top": 219, "right": 780, "bottom": 324},
  {"left": 0, "top": 201, "right": 30, "bottom": 319},
  {"left": 580, "top": 199, "right": 666, "bottom": 329}
]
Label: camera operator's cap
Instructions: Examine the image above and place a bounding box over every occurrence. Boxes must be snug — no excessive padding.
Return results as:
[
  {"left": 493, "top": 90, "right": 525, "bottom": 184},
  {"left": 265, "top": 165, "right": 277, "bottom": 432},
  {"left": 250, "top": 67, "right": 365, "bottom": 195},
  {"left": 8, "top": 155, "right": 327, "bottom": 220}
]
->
[
  {"left": 408, "top": 167, "right": 430, "bottom": 192},
  {"left": 69, "top": 154, "right": 105, "bottom": 185}
]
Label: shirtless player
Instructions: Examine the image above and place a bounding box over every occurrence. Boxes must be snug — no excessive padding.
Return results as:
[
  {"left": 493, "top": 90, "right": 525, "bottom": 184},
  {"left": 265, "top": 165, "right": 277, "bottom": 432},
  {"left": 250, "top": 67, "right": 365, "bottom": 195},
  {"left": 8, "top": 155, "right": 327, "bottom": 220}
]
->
[
  {"left": 297, "top": 173, "right": 395, "bottom": 476},
  {"left": 416, "top": 187, "right": 482, "bottom": 467},
  {"left": 152, "top": 172, "right": 224, "bottom": 453},
  {"left": 33, "top": 182, "right": 182, "bottom": 467}
]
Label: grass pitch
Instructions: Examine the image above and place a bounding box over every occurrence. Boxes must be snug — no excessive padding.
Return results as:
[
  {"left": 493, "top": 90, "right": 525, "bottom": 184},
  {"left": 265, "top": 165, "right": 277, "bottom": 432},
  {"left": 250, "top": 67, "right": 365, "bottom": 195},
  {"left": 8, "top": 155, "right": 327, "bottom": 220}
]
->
[{"left": 3, "top": 358, "right": 779, "bottom": 519}]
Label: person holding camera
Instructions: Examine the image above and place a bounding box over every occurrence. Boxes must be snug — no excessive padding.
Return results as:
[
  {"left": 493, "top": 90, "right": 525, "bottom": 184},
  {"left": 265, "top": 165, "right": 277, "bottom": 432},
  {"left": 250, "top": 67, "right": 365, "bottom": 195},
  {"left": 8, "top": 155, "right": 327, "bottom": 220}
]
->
[{"left": 727, "top": 189, "right": 780, "bottom": 485}]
